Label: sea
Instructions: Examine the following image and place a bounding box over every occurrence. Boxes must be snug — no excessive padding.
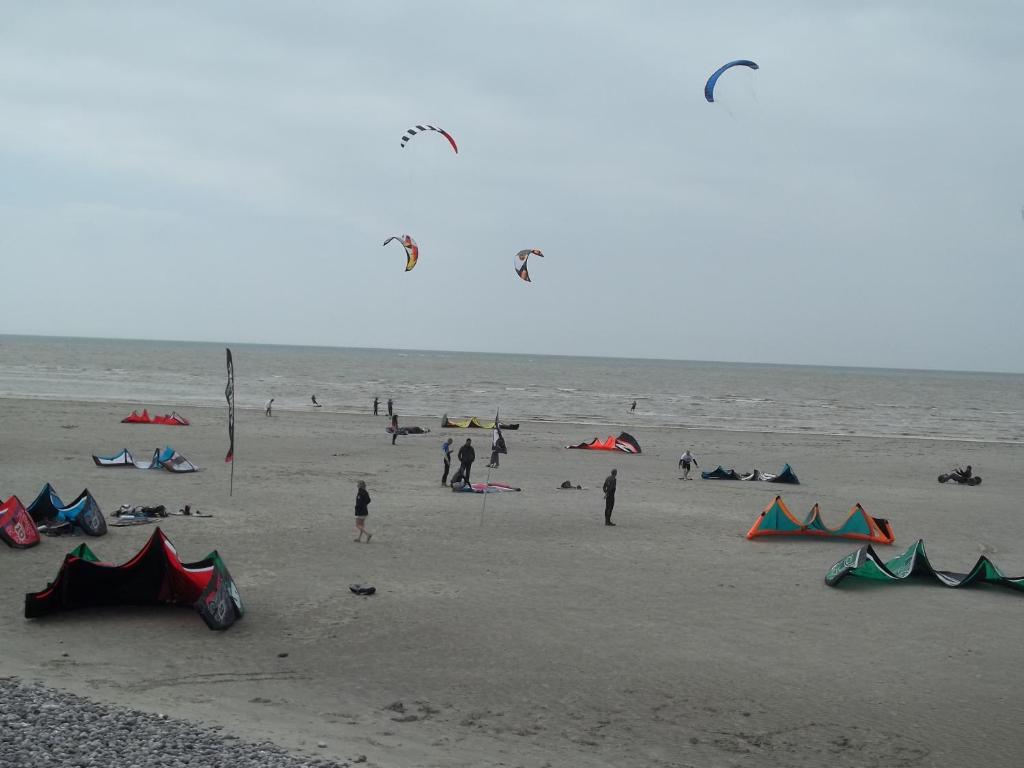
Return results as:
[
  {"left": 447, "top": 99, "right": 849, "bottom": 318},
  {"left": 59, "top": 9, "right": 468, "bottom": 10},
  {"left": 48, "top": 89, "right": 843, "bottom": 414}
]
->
[{"left": 1, "top": 335, "right": 1022, "bottom": 444}]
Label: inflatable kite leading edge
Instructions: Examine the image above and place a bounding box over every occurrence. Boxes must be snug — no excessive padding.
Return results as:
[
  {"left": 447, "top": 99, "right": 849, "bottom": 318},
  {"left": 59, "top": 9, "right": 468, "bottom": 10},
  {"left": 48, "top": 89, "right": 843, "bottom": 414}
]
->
[
  {"left": 565, "top": 432, "right": 641, "bottom": 454},
  {"left": 25, "top": 527, "right": 244, "bottom": 630},
  {"left": 747, "top": 496, "right": 894, "bottom": 544},
  {"left": 826, "top": 540, "right": 1024, "bottom": 593},
  {"left": 0, "top": 496, "right": 40, "bottom": 549}
]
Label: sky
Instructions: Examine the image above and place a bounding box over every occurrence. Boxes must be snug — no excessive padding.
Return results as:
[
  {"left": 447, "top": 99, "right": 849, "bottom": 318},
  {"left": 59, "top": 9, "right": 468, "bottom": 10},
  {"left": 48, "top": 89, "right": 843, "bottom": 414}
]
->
[{"left": 2, "top": 2, "right": 1022, "bottom": 372}]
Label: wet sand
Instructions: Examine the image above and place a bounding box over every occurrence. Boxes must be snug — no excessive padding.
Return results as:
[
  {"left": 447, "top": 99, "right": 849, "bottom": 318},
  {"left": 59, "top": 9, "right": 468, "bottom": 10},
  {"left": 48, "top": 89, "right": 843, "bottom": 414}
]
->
[{"left": 1, "top": 397, "right": 1021, "bottom": 767}]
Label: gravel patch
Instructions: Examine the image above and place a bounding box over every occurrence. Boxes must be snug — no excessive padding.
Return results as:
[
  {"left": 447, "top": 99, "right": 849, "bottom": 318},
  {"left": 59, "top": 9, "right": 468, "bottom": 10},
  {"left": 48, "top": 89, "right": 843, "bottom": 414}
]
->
[{"left": 0, "top": 678, "right": 351, "bottom": 768}]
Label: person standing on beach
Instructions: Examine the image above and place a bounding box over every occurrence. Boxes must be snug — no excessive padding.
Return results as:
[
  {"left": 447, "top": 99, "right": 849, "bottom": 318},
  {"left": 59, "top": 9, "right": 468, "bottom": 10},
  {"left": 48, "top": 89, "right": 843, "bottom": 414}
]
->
[
  {"left": 458, "top": 438, "right": 476, "bottom": 484},
  {"left": 602, "top": 468, "right": 617, "bottom": 526},
  {"left": 678, "top": 449, "right": 699, "bottom": 480},
  {"left": 373, "top": 396, "right": 379, "bottom": 415},
  {"left": 630, "top": 400, "right": 637, "bottom": 414},
  {"left": 354, "top": 480, "right": 372, "bottom": 542},
  {"left": 265, "top": 398, "right": 274, "bottom": 417},
  {"left": 487, "top": 426, "right": 507, "bottom": 468},
  {"left": 391, "top": 414, "right": 399, "bottom": 445},
  {"left": 387, "top": 398, "right": 394, "bottom": 417},
  {"left": 441, "top": 438, "right": 454, "bottom": 485}
]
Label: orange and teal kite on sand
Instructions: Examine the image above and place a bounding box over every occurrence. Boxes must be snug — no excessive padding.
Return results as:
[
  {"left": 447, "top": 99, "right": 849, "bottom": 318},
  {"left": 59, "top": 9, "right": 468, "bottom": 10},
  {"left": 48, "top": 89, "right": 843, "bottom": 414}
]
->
[{"left": 746, "top": 496, "right": 894, "bottom": 544}]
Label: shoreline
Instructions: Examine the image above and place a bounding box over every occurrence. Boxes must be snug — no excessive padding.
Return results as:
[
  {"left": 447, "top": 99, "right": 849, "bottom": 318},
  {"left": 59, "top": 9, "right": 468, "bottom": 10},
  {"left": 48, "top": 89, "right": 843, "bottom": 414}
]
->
[{"left": 1, "top": 394, "right": 1018, "bottom": 446}]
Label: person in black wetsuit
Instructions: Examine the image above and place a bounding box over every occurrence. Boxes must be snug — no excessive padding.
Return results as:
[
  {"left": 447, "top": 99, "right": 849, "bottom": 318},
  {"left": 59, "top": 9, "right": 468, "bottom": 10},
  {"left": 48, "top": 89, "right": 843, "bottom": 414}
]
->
[
  {"left": 373, "top": 397, "right": 379, "bottom": 415},
  {"left": 353, "top": 480, "right": 372, "bottom": 542},
  {"left": 457, "top": 439, "right": 476, "bottom": 484},
  {"left": 602, "top": 468, "right": 618, "bottom": 526},
  {"left": 312, "top": 394, "right": 321, "bottom": 407},
  {"left": 953, "top": 465, "right": 973, "bottom": 482},
  {"left": 387, "top": 398, "right": 394, "bottom": 417}
]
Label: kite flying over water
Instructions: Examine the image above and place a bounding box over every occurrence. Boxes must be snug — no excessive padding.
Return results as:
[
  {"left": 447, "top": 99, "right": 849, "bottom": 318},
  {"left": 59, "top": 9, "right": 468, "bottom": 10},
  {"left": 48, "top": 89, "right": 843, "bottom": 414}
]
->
[
  {"left": 400, "top": 125, "right": 458, "bottom": 154},
  {"left": 704, "top": 60, "right": 759, "bottom": 102},
  {"left": 383, "top": 235, "right": 420, "bottom": 272},
  {"left": 514, "top": 249, "right": 544, "bottom": 283}
]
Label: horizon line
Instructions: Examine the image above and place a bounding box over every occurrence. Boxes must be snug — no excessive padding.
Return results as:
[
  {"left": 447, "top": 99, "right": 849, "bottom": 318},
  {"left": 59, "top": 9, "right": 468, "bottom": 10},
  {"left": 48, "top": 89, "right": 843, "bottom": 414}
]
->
[{"left": 2, "top": 332, "right": 1021, "bottom": 377}]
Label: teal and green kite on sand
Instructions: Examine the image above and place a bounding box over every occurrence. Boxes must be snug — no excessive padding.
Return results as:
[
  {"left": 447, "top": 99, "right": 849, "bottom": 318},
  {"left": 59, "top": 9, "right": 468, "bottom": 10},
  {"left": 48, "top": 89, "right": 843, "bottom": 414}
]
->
[{"left": 825, "top": 539, "right": 1024, "bottom": 593}]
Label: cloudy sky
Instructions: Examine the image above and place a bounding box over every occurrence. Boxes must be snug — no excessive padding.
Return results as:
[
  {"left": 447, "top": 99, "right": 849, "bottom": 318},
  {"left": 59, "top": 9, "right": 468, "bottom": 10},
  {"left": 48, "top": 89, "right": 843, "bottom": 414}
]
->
[{"left": 2, "top": 2, "right": 1022, "bottom": 371}]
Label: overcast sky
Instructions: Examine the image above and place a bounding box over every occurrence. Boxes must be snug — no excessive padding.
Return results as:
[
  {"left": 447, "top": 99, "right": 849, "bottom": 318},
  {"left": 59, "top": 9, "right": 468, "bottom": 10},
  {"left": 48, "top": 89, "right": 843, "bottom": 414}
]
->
[{"left": 2, "top": 2, "right": 1022, "bottom": 371}]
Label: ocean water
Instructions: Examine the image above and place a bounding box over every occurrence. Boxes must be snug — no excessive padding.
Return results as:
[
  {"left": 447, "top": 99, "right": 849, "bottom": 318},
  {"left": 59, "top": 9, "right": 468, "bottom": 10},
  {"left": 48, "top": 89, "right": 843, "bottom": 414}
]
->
[{"left": 1, "top": 335, "right": 1022, "bottom": 443}]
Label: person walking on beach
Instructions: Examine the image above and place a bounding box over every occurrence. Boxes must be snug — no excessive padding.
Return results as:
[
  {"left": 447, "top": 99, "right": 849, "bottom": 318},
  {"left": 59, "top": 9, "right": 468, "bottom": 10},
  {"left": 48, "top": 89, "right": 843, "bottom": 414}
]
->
[
  {"left": 630, "top": 400, "right": 637, "bottom": 414},
  {"left": 265, "top": 398, "right": 274, "bottom": 417},
  {"left": 457, "top": 438, "right": 476, "bottom": 484},
  {"left": 441, "top": 438, "right": 454, "bottom": 485},
  {"left": 678, "top": 449, "right": 699, "bottom": 480},
  {"left": 373, "top": 396, "right": 379, "bottom": 415},
  {"left": 353, "top": 480, "right": 372, "bottom": 542},
  {"left": 387, "top": 398, "right": 394, "bottom": 417},
  {"left": 603, "top": 468, "right": 618, "bottom": 526}
]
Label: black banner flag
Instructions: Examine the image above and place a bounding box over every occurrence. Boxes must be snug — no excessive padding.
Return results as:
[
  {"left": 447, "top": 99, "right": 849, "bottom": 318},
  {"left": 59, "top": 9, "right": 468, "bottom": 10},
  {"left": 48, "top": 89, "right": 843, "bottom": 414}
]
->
[{"left": 225, "top": 348, "right": 235, "bottom": 495}]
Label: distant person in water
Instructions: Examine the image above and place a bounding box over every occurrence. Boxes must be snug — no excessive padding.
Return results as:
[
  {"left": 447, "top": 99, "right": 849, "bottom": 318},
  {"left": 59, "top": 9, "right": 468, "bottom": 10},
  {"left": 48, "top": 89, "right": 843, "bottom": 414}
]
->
[
  {"left": 391, "top": 414, "right": 399, "bottom": 445},
  {"left": 312, "top": 395, "right": 321, "bottom": 407},
  {"left": 353, "top": 480, "right": 372, "bottom": 542},
  {"left": 630, "top": 400, "right": 637, "bottom": 414},
  {"left": 265, "top": 398, "right": 274, "bottom": 417},
  {"left": 441, "top": 438, "right": 454, "bottom": 485},
  {"left": 603, "top": 468, "right": 617, "bottom": 526},
  {"left": 387, "top": 398, "right": 394, "bottom": 417},
  {"left": 678, "top": 449, "right": 699, "bottom": 480},
  {"left": 373, "top": 397, "right": 379, "bottom": 415}
]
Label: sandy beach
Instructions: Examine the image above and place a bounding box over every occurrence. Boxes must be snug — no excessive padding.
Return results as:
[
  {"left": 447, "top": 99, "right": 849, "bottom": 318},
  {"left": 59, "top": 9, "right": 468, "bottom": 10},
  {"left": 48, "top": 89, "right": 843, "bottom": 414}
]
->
[{"left": 1, "top": 396, "right": 1022, "bottom": 767}]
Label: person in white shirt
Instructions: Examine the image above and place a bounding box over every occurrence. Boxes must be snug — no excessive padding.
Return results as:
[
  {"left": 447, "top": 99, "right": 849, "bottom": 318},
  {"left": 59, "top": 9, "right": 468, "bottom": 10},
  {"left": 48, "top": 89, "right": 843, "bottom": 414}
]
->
[
  {"left": 678, "top": 450, "right": 698, "bottom": 480},
  {"left": 265, "top": 398, "right": 274, "bottom": 417}
]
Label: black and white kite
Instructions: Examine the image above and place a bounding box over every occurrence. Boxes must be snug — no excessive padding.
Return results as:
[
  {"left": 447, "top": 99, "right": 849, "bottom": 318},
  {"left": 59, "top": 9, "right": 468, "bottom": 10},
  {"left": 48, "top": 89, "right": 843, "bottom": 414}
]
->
[{"left": 400, "top": 125, "right": 458, "bottom": 154}]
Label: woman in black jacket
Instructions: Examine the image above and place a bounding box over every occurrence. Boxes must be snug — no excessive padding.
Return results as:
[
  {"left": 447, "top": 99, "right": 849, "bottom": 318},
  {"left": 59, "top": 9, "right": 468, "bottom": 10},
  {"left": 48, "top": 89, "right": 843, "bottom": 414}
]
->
[{"left": 354, "top": 480, "right": 373, "bottom": 542}]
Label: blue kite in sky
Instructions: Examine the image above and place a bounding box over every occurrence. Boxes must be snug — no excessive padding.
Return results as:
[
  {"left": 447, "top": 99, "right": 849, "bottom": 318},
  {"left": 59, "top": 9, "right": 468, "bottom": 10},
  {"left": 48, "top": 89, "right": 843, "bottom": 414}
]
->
[{"left": 704, "top": 60, "right": 759, "bottom": 102}]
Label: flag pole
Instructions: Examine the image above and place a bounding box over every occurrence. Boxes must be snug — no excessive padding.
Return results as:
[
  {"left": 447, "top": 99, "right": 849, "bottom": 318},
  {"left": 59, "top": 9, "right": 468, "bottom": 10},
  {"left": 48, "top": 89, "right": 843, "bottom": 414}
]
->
[
  {"left": 480, "top": 407, "right": 499, "bottom": 527},
  {"left": 231, "top": 351, "right": 235, "bottom": 497},
  {"left": 225, "top": 347, "right": 236, "bottom": 497}
]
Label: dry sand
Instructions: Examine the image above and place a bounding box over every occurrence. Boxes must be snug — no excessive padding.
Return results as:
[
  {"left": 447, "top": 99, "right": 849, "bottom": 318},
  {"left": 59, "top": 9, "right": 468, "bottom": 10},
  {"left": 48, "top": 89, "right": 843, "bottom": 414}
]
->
[{"left": 1, "top": 396, "right": 1022, "bottom": 767}]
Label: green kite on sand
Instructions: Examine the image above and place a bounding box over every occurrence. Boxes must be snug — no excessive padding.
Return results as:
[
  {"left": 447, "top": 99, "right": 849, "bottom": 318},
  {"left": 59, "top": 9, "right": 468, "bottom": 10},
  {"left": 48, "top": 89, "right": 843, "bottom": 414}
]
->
[{"left": 825, "top": 539, "right": 1024, "bottom": 593}]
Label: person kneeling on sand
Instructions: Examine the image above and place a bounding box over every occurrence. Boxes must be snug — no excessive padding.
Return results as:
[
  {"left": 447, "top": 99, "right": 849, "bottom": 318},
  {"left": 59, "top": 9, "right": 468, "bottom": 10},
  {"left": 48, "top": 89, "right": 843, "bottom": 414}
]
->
[{"left": 354, "top": 480, "right": 373, "bottom": 542}]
